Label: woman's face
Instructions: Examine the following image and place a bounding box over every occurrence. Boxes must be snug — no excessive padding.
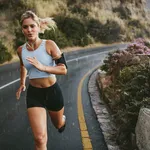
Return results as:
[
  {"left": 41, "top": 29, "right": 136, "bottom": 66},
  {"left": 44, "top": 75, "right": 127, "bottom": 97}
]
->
[{"left": 22, "top": 17, "right": 40, "bottom": 41}]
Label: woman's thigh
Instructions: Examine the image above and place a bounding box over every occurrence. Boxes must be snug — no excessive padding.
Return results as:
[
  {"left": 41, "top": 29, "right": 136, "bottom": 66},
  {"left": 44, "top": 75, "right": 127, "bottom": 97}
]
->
[
  {"left": 27, "top": 107, "right": 47, "bottom": 138},
  {"left": 46, "top": 82, "right": 64, "bottom": 111}
]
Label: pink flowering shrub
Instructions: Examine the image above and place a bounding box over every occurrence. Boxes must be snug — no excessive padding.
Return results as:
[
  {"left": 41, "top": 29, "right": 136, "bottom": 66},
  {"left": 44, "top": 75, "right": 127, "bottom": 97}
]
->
[
  {"left": 101, "top": 38, "right": 150, "bottom": 78},
  {"left": 126, "top": 38, "right": 150, "bottom": 55}
]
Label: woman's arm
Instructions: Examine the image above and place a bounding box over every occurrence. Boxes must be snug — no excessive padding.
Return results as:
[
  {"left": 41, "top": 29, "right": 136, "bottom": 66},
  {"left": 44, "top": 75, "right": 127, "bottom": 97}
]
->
[
  {"left": 45, "top": 40, "right": 67, "bottom": 75},
  {"left": 17, "top": 46, "right": 27, "bottom": 86},
  {"left": 16, "top": 46, "right": 27, "bottom": 100},
  {"left": 43, "top": 62, "right": 67, "bottom": 75}
]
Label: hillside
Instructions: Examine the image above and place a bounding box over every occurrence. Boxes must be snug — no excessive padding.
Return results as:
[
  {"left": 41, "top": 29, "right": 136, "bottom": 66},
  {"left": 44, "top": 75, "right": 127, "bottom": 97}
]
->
[{"left": 0, "top": 0, "right": 149, "bottom": 63}]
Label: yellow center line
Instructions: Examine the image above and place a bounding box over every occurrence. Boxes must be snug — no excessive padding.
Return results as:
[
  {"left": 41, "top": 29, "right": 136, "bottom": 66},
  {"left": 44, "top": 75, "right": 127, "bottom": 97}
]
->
[{"left": 77, "top": 65, "right": 100, "bottom": 150}]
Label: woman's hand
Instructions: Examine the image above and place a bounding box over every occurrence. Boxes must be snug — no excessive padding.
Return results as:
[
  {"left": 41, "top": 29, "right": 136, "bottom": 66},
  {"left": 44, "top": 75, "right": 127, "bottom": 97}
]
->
[
  {"left": 16, "top": 84, "right": 26, "bottom": 100},
  {"left": 26, "top": 57, "right": 44, "bottom": 71}
]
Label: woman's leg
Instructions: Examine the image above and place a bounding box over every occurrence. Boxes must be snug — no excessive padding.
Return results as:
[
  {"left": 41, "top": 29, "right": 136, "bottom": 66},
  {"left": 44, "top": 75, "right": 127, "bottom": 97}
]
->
[
  {"left": 48, "top": 107, "right": 65, "bottom": 130},
  {"left": 46, "top": 82, "right": 65, "bottom": 132},
  {"left": 27, "top": 107, "right": 47, "bottom": 150}
]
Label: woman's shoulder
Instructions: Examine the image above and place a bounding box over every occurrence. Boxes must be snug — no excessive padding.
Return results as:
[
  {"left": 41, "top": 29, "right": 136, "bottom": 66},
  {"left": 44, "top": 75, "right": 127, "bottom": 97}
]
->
[
  {"left": 17, "top": 44, "right": 25, "bottom": 56},
  {"left": 45, "top": 40, "right": 58, "bottom": 54},
  {"left": 17, "top": 46, "right": 22, "bottom": 53},
  {"left": 45, "top": 39, "right": 56, "bottom": 46}
]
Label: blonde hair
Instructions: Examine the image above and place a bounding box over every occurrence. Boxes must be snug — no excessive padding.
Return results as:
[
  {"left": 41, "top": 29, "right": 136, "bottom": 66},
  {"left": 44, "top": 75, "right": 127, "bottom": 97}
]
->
[{"left": 20, "top": 10, "right": 56, "bottom": 33}]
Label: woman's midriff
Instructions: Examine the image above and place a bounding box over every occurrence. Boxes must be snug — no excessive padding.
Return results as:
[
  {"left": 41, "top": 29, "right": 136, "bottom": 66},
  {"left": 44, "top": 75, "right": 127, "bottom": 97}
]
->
[{"left": 29, "top": 76, "right": 57, "bottom": 88}]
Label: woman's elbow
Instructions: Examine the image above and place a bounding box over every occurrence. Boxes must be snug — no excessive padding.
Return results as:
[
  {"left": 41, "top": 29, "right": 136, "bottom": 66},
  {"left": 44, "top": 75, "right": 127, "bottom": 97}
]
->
[
  {"left": 62, "top": 67, "right": 67, "bottom": 75},
  {"left": 58, "top": 67, "right": 67, "bottom": 75},
  {"left": 58, "top": 64, "right": 67, "bottom": 75}
]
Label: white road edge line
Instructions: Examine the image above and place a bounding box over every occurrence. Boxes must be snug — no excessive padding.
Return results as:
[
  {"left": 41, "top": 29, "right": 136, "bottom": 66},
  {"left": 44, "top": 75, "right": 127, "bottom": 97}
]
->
[
  {"left": 67, "top": 49, "right": 116, "bottom": 62},
  {"left": 0, "top": 75, "right": 29, "bottom": 90},
  {"left": 0, "top": 78, "right": 20, "bottom": 90}
]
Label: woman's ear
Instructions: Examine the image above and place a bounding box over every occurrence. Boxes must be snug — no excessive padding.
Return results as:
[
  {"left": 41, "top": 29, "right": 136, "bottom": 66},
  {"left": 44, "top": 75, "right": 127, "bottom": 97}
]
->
[{"left": 22, "top": 30, "right": 24, "bottom": 34}]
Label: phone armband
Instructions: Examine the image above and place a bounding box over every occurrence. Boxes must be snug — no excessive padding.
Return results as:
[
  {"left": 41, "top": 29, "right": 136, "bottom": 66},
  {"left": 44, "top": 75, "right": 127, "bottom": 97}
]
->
[{"left": 55, "top": 53, "right": 68, "bottom": 69}]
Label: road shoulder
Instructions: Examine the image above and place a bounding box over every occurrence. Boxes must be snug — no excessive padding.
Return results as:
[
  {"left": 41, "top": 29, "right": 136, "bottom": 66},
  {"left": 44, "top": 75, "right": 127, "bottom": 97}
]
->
[{"left": 88, "top": 69, "right": 120, "bottom": 150}]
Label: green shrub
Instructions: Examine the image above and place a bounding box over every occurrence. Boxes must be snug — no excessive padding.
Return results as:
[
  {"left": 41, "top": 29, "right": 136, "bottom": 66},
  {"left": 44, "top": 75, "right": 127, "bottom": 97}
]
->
[
  {"left": 67, "top": 0, "right": 76, "bottom": 5},
  {"left": 128, "top": 19, "right": 143, "bottom": 28},
  {"left": 0, "top": 0, "right": 10, "bottom": 9},
  {"left": 103, "top": 20, "right": 122, "bottom": 43},
  {"left": 113, "top": 6, "right": 131, "bottom": 19},
  {"left": 39, "top": 28, "right": 73, "bottom": 48},
  {"left": 87, "top": 19, "right": 103, "bottom": 41},
  {"left": 14, "top": 26, "right": 25, "bottom": 49},
  {"left": 127, "top": 20, "right": 150, "bottom": 39},
  {"left": 119, "top": 66, "right": 136, "bottom": 83},
  {"left": 143, "top": 28, "right": 150, "bottom": 38},
  {"left": 0, "top": 41, "right": 12, "bottom": 64},
  {"left": 101, "top": 52, "right": 114, "bottom": 72},
  {"left": 54, "top": 16, "right": 87, "bottom": 46},
  {"left": 80, "top": 34, "right": 95, "bottom": 46},
  {"left": 144, "top": 40, "right": 150, "bottom": 48},
  {"left": 87, "top": 19, "right": 122, "bottom": 43},
  {"left": 69, "top": 5, "right": 88, "bottom": 16}
]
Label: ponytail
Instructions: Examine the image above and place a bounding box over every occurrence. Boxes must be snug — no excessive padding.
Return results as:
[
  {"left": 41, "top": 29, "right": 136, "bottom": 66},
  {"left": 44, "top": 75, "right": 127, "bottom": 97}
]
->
[{"left": 39, "top": 17, "right": 56, "bottom": 33}]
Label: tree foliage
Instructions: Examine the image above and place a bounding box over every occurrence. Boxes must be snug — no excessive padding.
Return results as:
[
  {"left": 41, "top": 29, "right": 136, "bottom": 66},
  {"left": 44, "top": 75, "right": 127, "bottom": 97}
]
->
[{"left": 0, "top": 41, "right": 12, "bottom": 64}]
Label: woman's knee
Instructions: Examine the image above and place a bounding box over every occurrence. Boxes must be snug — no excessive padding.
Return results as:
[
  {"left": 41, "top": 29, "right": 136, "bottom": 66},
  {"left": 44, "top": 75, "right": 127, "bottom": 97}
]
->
[{"left": 34, "top": 133, "right": 47, "bottom": 146}]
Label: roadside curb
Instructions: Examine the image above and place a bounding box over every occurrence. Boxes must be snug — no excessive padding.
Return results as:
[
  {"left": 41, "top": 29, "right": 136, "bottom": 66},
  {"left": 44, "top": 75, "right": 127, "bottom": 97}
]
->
[{"left": 88, "top": 69, "right": 120, "bottom": 150}]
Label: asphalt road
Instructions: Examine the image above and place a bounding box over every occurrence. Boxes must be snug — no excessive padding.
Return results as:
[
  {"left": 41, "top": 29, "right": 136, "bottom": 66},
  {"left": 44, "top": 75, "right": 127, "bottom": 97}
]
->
[
  {"left": 146, "top": 0, "right": 150, "bottom": 9},
  {"left": 0, "top": 44, "right": 127, "bottom": 150}
]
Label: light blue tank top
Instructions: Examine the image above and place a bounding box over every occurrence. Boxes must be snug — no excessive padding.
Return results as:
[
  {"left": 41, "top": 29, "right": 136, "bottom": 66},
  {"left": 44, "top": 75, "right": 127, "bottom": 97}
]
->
[{"left": 21, "top": 40, "right": 56, "bottom": 79}]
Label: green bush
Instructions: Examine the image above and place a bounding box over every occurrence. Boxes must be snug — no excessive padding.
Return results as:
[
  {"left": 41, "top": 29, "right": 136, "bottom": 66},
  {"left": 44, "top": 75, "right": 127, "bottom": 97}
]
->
[
  {"left": 119, "top": 66, "right": 136, "bottom": 83},
  {"left": 14, "top": 26, "right": 25, "bottom": 49},
  {"left": 80, "top": 34, "right": 95, "bottom": 46},
  {"left": 69, "top": 5, "right": 88, "bottom": 16},
  {"left": 143, "top": 28, "right": 150, "bottom": 38},
  {"left": 87, "top": 19, "right": 122, "bottom": 43},
  {"left": 87, "top": 19, "right": 103, "bottom": 41},
  {"left": 127, "top": 19, "right": 150, "bottom": 39},
  {"left": 144, "top": 40, "right": 150, "bottom": 48},
  {"left": 128, "top": 19, "right": 143, "bottom": 28},
  {"left": 113, "top": 6, "right": 131, "bottom": 19},
  {"left": 100, "top": 52, "right": 114, "bottom": 73},
  {"left": 103, "top": 20, "right": 122, "bottom": 43},
  {"left": 39, "top": 28, "right": 73, "bottom": 48},
  {"left": 67, "top": 0, "right": 77, "bottom": 5},
  {"left": 0, "top": 41, "right": 12, "bottom": 64},
  {"left": 0, "top": 0, "right": 10, "bottom": 9},
  {"left": 54, "top": 16, "right": 87, "bottom": 46}
]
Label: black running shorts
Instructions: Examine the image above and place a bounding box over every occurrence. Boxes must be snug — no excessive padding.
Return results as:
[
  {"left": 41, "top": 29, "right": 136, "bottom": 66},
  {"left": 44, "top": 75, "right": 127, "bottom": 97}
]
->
[{"left": 26, "top": 82, "right": 64, "bottom": 111}]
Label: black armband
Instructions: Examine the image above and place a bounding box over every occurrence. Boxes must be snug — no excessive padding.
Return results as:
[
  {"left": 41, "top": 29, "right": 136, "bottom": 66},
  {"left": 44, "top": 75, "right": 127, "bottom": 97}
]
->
[{"left": 55, "top": 53, "right": 68, "bottom": 68}]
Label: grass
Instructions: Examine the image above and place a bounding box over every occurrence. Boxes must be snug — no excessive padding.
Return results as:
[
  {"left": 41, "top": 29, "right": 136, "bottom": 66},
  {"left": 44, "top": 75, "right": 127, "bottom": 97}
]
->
[{"left": 35, "top": 0, "right": 67, "bottom": 17}]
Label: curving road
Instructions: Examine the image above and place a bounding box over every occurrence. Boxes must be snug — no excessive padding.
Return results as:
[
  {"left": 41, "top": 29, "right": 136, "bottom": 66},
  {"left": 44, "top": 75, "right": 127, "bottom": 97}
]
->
[{"left": 0, "top": 44, "right": 127, "bottom": 150}]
